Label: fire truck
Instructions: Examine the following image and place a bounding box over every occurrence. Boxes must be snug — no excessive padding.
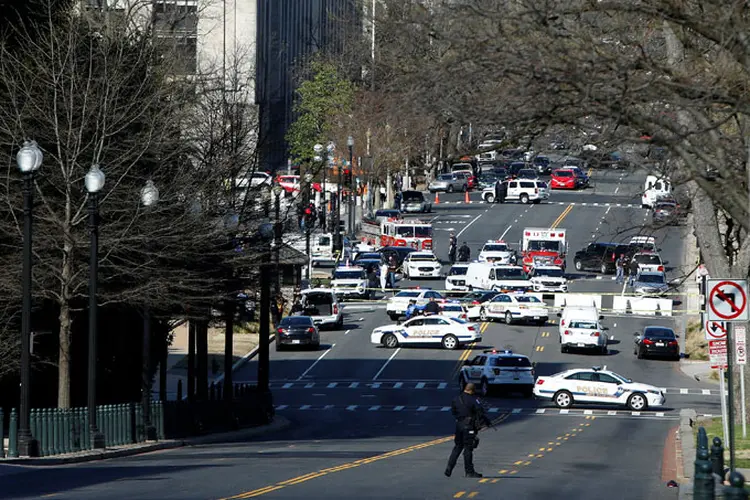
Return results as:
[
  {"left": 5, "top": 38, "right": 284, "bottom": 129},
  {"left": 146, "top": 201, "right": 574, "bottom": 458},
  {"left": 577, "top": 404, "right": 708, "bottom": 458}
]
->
[
  {"left": 380, "top": 218, "right": 433, "bottom": 251},
  {"left": 520, "top": 227, "right": 567, "bottom": 273}
]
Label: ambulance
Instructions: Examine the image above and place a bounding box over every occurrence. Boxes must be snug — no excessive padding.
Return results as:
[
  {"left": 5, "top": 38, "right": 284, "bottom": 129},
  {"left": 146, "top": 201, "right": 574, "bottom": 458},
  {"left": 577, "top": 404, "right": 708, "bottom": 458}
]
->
[
  {"left": 520, "top": 228, "right": 567, "bottom": 273},
  {"left": 379, "top": 218, "right": 433, "bottom": 251}
]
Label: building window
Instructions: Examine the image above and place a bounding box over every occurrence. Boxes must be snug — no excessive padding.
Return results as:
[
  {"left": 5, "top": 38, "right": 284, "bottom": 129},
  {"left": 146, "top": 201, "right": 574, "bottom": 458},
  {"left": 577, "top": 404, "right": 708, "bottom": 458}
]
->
[
  {"left": 152, "top": 1, "right": 198, "bottom": 37},
  {"left": 173, "top": 37, "right": 198, "bottom": 75}
]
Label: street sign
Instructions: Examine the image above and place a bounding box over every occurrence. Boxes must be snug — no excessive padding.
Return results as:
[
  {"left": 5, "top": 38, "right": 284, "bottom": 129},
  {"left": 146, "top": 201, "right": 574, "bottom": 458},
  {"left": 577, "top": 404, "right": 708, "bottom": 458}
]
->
[
  {"left": 705, "top": 320, "right": 728, "bottom": 340},
  {"left": 709, "top": 339, "right": 728, "bottom": 370},
  {"left": 736, "top": 324, "right": 747, "bottom": 366},
  {"left": 708, "top": 279, "right": 749, "bottom": 322}
]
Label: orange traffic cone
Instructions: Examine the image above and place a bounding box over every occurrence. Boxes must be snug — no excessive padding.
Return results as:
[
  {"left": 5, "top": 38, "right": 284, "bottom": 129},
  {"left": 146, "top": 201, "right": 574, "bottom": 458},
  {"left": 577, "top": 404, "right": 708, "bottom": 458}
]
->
[
  {"left": 464, "top": 190, "right": 470, "bottom": 204},
  {"left": 434, "top": 191, "right": 440, "bottom": 204}
]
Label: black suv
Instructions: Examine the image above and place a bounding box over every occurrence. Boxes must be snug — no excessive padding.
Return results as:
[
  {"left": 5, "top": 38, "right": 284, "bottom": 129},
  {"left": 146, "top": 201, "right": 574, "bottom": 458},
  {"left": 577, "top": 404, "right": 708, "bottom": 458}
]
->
[{"left": 572, "top": 243, "right": 634, "bottom": 274}]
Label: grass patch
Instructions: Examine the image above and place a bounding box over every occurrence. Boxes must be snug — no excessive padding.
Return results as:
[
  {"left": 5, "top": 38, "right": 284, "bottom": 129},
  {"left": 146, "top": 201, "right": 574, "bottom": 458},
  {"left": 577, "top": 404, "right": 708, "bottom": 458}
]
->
[
  {"left": 686, "top": 320, "right": 708, "bottom": 360},
  {"left": 694, "top": 417, "right": 750, "bottom": 469}
]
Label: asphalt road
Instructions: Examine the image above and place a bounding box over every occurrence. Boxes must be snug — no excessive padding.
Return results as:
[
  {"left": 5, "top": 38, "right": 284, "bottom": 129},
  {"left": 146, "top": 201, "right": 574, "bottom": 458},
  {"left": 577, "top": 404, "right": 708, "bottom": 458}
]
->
[{"left": 1, "top": 168, "right": 705, "bottom": 499}]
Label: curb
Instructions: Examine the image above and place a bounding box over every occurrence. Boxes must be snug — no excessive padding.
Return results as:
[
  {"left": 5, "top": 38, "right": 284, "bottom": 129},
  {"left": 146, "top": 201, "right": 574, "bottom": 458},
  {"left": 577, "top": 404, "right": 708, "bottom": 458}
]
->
[
  {"left": 1, "top": 416, "right": 291, "bottom": 466},
  {"left": 678, "top": 408, "right": 697, "bottom": 499},
  {"left": 213, "top": 334, "right": 276, "bottom": 386}
]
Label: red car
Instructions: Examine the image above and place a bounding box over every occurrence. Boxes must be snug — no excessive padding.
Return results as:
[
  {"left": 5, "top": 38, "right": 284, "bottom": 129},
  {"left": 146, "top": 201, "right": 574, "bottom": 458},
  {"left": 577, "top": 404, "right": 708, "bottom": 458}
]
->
[
  {"left": 275, "top": 175, "right": 322, "bottom": 194},
  {"left": 550, "top": 169, "right": 577, "bottom": 189}
]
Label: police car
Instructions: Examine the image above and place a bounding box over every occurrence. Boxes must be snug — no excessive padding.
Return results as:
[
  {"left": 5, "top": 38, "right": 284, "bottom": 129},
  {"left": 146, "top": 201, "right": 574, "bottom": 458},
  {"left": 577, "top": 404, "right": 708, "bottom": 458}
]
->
[
  {"left": 533, "top": 365, "right": 666, "bottom": 411},
  {"left": 529, "top": 266, "right": 568, "bottom": 293},
  {"left": 438, "top": 301, "right": 469, "bottom": 320},
  {"left": 478, "top": 240, "right": 516, "bottom": 264},
  {"left": 459, "top": 349, "right": 535, "bottom": 397},
  {"left": 467, "top": 292, "right": 548, "bottom": 325},
  {"left": 386, "top": 288, "right": 444, "bottom": 320},
  {"left": 371, "top": 314, "right": 481, "bottom": 350},
  {"left": 330, "top": 265, "right": 370, "bottom": 300},
  {"left": 402, "top": 252, "right": 442, "bottom": 279}
]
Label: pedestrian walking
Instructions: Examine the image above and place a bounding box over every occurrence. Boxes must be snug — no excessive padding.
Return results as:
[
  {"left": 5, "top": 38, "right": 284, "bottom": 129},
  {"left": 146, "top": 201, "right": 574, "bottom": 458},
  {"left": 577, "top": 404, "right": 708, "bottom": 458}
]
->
[
  {"left": 388, "top": 254, "right": 398, "bottom": 290},
  {"left": 458, "top": 242, "right": 471, "bottom": 262},
  {"left": 380, "top": 261, "right": 389, "bottom": 293},
  {"left": 449, "top": 232, "right": 457, "bottom": 264},
  {"left": 615, "top": 253, "right": 625, "bottom": 284},
  {"left": 629, "top": 256, "right": 639, "bottom": 286},
  {"left": 444, "top": 383, "right": 492, "bottom": 478}
]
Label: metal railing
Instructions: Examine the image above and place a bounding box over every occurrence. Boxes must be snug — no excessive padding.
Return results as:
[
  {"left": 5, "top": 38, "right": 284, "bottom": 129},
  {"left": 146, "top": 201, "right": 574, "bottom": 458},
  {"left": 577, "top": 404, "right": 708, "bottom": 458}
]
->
[
  {"left": 1, "top": 402, "right": 165, "bottom": 458},
  {"left": 693, "top": 426, "right": 748, "bottom": 499}
]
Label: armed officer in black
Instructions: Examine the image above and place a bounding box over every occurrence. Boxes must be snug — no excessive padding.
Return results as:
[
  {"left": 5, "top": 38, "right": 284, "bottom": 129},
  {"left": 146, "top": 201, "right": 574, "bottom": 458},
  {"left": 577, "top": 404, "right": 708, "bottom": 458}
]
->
[{"left": 444, "top": 383, "right": 492, "bottom": 478}]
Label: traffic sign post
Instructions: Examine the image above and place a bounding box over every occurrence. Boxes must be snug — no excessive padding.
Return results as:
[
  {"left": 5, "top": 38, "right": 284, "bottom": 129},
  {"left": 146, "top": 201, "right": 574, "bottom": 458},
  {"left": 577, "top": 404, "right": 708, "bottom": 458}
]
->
[
  {"left": 736, "top": 324, "right": 748, "bottom": 439},
  {"left": 707, "top": 279, "right": 749, "bottom": 322}
]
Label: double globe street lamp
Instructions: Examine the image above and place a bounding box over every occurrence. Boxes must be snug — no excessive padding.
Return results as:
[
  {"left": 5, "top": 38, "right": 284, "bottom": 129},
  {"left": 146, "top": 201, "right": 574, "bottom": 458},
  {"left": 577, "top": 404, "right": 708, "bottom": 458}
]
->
[
  {"left": 140, "top": 179, "right": 159, "bottom": 441},
  {"left": 85, "top": 164, "right": 106, "bottom": 449},
  {"left": 17, "top": 140, "right": 43, "bottom": 457}
]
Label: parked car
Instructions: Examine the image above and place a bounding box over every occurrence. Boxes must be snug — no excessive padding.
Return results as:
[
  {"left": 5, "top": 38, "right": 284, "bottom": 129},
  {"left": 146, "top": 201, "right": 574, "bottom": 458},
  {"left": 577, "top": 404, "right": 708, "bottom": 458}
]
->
[
  {"left": 477, "top": 173, "right": 499, "bottom": 190},
  {"left": 634, "top": 326, "right": 680, "bottom": 360},
  {"left": 631, "top": 271, "right": 670, "bottom": 296},
  {"left": 401, "top": 190, "right": 432, "bottom": 213},
  {"left": 429, "top": 173, "right": 467, "bottom": 193},
  {"left": 550, "top": 169, "right": 577, "bottom": 189},
  {"left": 299, "top": 288, "right": 343, "bottom": 329},
  {"left": 652, "top": 200, "right": 684, "bottom": 225},
  {"left": 276, "top": 316, "right": 320, "bottom": 351},
  {"left": 573, "top": 242, "right": 633, "bottom": 274}
]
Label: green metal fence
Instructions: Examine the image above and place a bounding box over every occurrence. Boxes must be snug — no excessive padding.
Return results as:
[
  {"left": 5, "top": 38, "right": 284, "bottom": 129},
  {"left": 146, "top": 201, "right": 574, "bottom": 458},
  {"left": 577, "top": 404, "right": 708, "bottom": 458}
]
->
[{"left": 2, "top": 401, "right": 165, "bottom": 458}]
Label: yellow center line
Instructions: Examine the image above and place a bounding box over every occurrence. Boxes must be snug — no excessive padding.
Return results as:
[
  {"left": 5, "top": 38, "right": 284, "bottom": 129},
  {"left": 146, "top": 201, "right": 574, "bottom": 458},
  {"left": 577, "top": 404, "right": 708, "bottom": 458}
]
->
[
  {"left": 218, "top": 436, "right": 454, "bottom": 499},
  {"left": 551, "top": 204, "right": 574, "bottom": 229}
]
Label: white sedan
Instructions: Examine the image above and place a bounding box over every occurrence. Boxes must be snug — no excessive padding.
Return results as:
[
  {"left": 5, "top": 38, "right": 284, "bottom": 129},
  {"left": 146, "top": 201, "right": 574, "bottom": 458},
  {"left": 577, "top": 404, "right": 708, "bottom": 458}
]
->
[
  {"left": 403, "top": 252, "right": 442, "bottom": 279},
  {"left": 533, "top": 366, "right": 666, "bottom": 411},
  {"left": 386, "top": 289, "right": 443, "bottom": 320},
  {"left": 469, "top": 293, "right": 548, "bottom": 325},
  {"left": 371, "top": 315, "right": 481, "bottom": 350}
]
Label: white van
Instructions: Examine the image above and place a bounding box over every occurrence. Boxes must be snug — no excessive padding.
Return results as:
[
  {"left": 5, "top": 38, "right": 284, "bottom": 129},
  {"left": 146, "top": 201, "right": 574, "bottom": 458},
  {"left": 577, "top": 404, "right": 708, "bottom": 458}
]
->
[
  {"left": 641, "top": 175, "right": 672, "bottom": 209},
  {"left": 465, "top": 263, "right": 532, "bottom": 292},
  {"left": 557, "top": 306, "right": 608, "bottom": 354},
  {"left": 299, "top": 288, "right": 343, "bottom": 329}
]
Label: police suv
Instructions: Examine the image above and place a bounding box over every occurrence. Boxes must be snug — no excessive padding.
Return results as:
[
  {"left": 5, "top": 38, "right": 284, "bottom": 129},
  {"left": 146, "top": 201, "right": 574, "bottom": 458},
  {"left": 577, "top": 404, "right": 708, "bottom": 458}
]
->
[
  {"left": 331, "top": 265, "right": 370, "bottom": 300},
  {"left": 478, "top": 240, "right": 516, "bottom": 264},
  {"left": 533, "top": 365, "right": 666, "bottom": 411},
  {"left": 459, "top": 349, "right": 535, "bottom": 397}
]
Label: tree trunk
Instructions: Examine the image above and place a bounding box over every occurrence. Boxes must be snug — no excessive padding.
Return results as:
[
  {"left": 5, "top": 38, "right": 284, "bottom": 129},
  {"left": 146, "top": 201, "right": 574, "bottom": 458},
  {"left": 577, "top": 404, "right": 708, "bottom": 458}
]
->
[{"left": 57, "top": 246, "right": 73, "bottom": 408}]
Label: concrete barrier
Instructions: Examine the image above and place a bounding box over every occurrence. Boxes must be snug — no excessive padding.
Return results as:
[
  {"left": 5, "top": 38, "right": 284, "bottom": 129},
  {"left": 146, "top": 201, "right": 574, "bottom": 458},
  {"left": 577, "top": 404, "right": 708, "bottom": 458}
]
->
[
  {"left": 612, "top": 296, "right": 673, "bottom": 316},
  {"left": 553, "top": 293, "right": 601, "bottom": 309}
]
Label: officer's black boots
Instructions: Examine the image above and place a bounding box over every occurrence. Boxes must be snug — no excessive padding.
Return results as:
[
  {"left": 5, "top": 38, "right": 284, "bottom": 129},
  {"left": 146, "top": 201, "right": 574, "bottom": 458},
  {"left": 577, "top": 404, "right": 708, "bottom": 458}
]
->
[
  {"left": 444, "top": 469, "right": 452, "bottom": 477},
  {"left": 465, "top": 471, "right": 483, "bottom": 478}
]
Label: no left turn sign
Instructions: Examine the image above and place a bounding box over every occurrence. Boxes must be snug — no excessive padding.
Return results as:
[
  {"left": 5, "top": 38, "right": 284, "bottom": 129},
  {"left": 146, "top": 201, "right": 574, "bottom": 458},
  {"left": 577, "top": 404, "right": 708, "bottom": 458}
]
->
[{"left": 708, "top": 279, "right": 749, "bottom": 322}]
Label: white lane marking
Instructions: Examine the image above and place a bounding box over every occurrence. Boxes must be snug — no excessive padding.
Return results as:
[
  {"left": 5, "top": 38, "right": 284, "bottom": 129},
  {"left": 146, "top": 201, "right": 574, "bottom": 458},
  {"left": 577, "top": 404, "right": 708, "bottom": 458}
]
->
[
  {"left": 656, "top": 412, "right": 665, "bottom": 417},
  {"left": 394, "top": 405, "right": 404, "bottom": 411},
  {"left": 327, "top": 382, "right": 337, "bottom": 388},
  {"left": 394, "top": 382, "right": 403, "bottom": 388},
  {"left": 345, "top": 329, "right": 351, "bottom": 335},
  {"left": 358, "top": 317, "right": 364, "bottom": 321},
  {"left": 300, "top": 405, "right": 311, "bottom": 410},
  {"left": 620, "top": 278, "right": 628, "bottom": 297},
  {"left": 372, "top": 348, "right": 401, "bottom": 380},
  {"left": 371, "top": 382, "right": 381, "bottom": 388},
  {"left": 282, "top": 383, "right": 293, "bottom": 389},
  {"left": 631, "top": 411, "right": 641, "bottom": 416},
  {"left": 614, "top": 186, "right": 620, "bottom": 194},
  {"left": 346, "top": 405, "right": 357, "bottom": 411},
  {"left": 560, "top": 409, "right": 569, "bottom": 414},
  {"left": 608, "top": 411, "right": 617, "bottom": 415},
  {"left": 441, "top": 406, "right": 451, "bottom": 411},
  {"left": 417, "top": 406, "right": 428, "bottom": 411},
  {"left": 500, "top": 225, "right": 513, "bottom": 239},
  {"left": 276, "top": 405, "right": 288, "bottom": 410},
  {"left": 512, "top": 408, "right": 522, "bottom": 414},
  {"left": 702, "top": 389, "right": 711, "bottom": 395},
  {"left": 296, "top": 344, "right": 335, "bottom": 381},
  {"left": 583, "top": 410, "right": 593, "bottom": 415},
  {"left": 438, "top": 382, "right": 448, "bottom": 389},
  {"left": 680, "top": 388, "right": 688, "bottom": 394},
  {"left": 457, "top": 212, "right": 484, "bottom": 238},
  {"left": 305, "top": 383, "right": 314, "bottom": 389},
  {"left": 416, "top": 382, "right": 426, "bottom": 389},
  {"left": 489, "top": 408, "right": 500, "bottom": 413},
  {"left": 349, "top": 382, "right": 359, "bottom": 388},
  {"left": 369, "top": 405, "right": 381, "bottom": 411},
  {"left": 536, "top": 409, "right": 546, "bottom": 414}
]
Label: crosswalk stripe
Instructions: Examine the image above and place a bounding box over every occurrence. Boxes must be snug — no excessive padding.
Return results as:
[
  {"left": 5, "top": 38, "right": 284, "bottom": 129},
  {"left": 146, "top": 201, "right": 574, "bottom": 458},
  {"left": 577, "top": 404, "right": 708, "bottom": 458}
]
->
[
  {"left": 282, "top": 383, "right": 293, "bottom": 389},
  {"left": 327, "top": 383, "right": 337, "bottom": 388},
  {"left": 394, "top": 382, "right": 403, "bottom": 389},
  {"left": 369, "top": 405, "right": 381, "bottom": 411},
  {"left": 416, "top": 382, "right": 426, "bottom": 389},
  {"left": 438, "top": 382, "right": 448, "bottom": 389},
  {"left": 680, "top": 388, "right": 688, "bottom": 394},
  {"left": 349, "top": 382, "right": 359, "bottom": 388},
  {"left": 417, "top": 406, "right": 428, "bottom": 412},
  {"left": 702, "top": 389, "right": 711, "bottom": 395},
  {"left": 276, "top": 405, "right": 288, "bottom": 410},
  {"left": 441, "top": 406, "right": 451, "bottom": 412},
  {"left": 346, "top": 405, "right": 357, "bottom": 411},
  {"left": 512, "top": 408, "right": 522, "bottom": 414},
  {"left": 394, "top": 406, "right": 404, "bottom": 411}
]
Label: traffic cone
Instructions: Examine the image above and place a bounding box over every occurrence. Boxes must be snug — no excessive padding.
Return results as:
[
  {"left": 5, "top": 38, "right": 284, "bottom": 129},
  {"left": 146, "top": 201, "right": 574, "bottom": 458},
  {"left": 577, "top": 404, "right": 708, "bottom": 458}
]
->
[
  {"left": 464, "top": 190, "right": 470, "bottom": 204},
  {"left": 434, "top": 191, "right": 439, "bottom": 204}
]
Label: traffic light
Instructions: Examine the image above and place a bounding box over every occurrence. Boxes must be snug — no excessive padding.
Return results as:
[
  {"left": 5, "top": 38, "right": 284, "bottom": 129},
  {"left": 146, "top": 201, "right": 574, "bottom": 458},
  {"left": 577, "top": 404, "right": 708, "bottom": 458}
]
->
[
  {"left": 304, "top": 203, "right": 315, "bottom": 229},
  {"left": 344, "top": 167, "right": 352, "bottom": 186}
]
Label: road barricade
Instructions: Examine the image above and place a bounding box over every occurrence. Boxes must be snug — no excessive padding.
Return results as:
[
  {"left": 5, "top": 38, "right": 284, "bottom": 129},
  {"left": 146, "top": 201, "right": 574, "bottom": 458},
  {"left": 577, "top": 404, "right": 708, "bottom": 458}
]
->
[
  {"left": 611, "top": 296, "right": 673, "bottom": 316},
  {"left": 553, "top": 293, "right": 602, "bottom": 310}
]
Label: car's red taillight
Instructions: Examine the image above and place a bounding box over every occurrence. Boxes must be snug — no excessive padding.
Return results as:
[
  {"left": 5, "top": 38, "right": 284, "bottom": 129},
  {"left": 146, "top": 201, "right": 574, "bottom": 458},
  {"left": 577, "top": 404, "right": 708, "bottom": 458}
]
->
[
  {"left": 333, "top": 305, "right": 339, "bottom": 314},
  {"left": 668, "top": 340, "right": 678, "bottom": 346},
  {"left": 643, "top": 338, "right": 655, "bottom": 345},
  {"left": 564, "top": 330, "right": 570, "bottom": 335},
  {"left": 591, "top": 332, "right": 600, "bottom": 337},
  {"left": 561, "top": 319, "right": 566, "bottom": 326},
  {"left": 658, "top": 266, "right": 664, "bottom": 272},
  {"left": 277, "top": 328, "right": 285, "bottom": 334},
  {"left": 307, "top": 327, "right": 316, "bottom": 333},
  {"left": 468, "top": 326, "right": 476, "bottom": 331},
  {"left": 536, "top": 379, "right": 545, "bottom": 385}
]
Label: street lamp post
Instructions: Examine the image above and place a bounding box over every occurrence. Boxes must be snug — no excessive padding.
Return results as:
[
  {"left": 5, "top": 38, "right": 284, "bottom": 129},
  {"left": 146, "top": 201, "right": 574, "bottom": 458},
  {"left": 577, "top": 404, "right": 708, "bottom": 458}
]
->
[
  {"left": 314, "top": 143, "right": 324, "bottom": 231},
  {"left": 85, "top": 164, "right": 106, "bottom": 449},
  {"left": 272, "top": 184, "right": 283, "bottom": 298},
  {"left": 304, "top": 172, "right": 313, "bottom": 279},
  {"left": 326, "top": 142, "right": 336, "bottom": 233},
  {"left": 140, "top": 180, "right": 159, "bottom": 441},
  {"left": 17, "top": 140, "right": 42, "bottom": 458},
  {"left": 347, "top": 136, "right": 355, "bottom": 240}
]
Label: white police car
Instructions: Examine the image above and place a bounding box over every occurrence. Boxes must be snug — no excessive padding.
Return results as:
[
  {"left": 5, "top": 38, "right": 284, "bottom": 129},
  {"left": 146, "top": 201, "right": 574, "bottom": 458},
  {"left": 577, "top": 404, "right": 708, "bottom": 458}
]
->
[
  {"left": 386, "top": 288, "right": 443, "bottom": 320},
  {"left": 533, "top": 365, "right": 666, "bottom": 411},
  {"left": 529, "top": 266, "right": 568, "bottom": 293},
  {"left": 331, "top": 265, "right": 370, "bottom": 299},
  {"left": 468, "top": 292, "right": 548, "bottom": 325},
  {"left": 437, "top": 301, "right": 468, "bottom": 320},
  {"left": 371, "top": 314, "right": 481, "bottom": 350},
  {"left": 478, "top": 240, "right": 516, "bottom": 264},
  {"left": 402, "top": 252, "right": 442, "bottom": 279},
  {"left": 459, "top": 349, "right": 535, "bottom": 397}
]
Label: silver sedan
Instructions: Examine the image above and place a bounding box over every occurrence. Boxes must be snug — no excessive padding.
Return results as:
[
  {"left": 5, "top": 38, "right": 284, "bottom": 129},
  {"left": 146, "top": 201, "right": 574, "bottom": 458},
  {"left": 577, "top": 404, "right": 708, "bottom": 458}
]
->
[{"left": 429, "top": 173, "right": 468, "bottom": 193}]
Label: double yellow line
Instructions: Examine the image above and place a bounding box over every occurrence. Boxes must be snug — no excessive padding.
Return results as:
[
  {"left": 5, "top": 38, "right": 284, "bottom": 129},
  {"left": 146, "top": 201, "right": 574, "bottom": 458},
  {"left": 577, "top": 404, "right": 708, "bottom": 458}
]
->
[
  {"left": 551, "top": 204, "right": 573, "bottom": 228},
  {"left": 220, "top": 436, "right": 455, "bottom": 499}
]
